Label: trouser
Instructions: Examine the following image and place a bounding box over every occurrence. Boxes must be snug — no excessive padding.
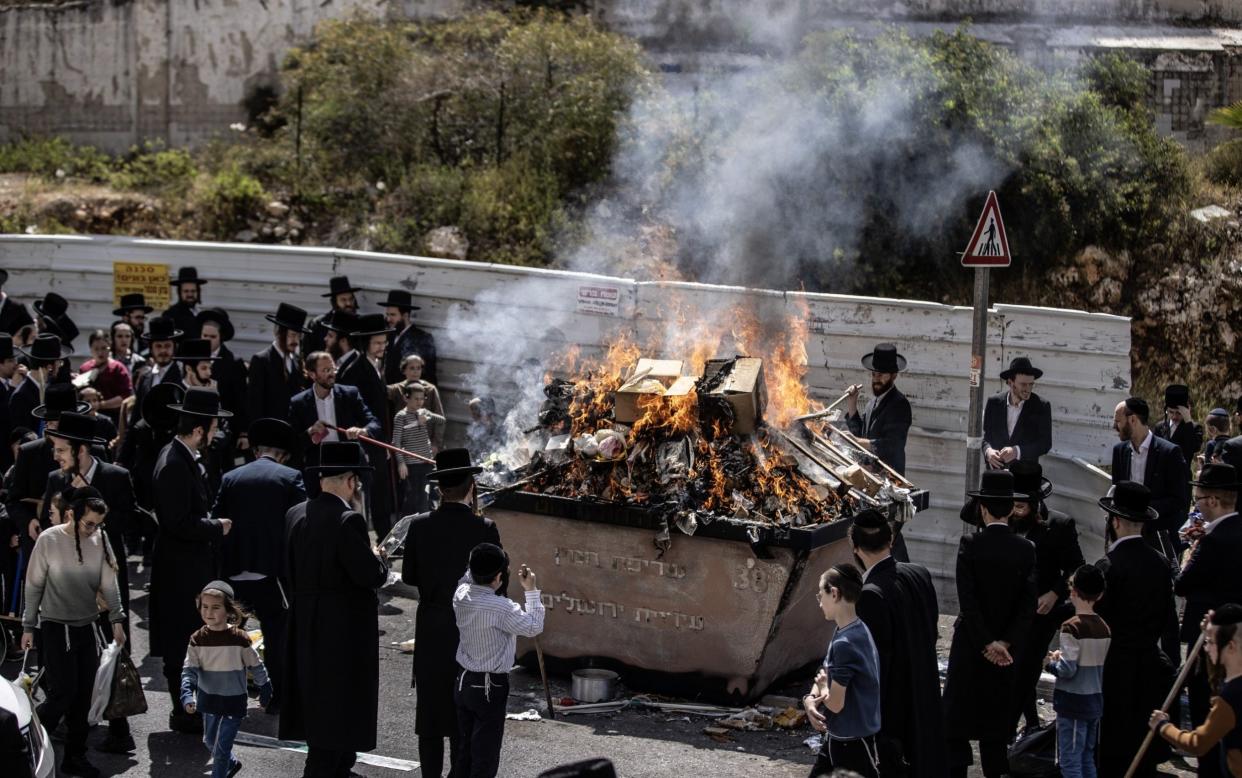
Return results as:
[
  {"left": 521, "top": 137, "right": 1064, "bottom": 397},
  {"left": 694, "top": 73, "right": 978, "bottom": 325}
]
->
[
  {"left": 418, "top": 733, "right": 461, "bottom": 778},
  {"left": 809, "top": 734, "right": 880, "bottom": 777},
  {"left": 37, "top": 621, "right": 102, "bottom": 759},
  {"left": 303, "top": 746, "right": 357, "bottom": 778},
  {"left": 947, "top": 737, "right": 1009, "bottom": 778},
  {"left": 1188, "top": 644, "right": 1224, "bottom": 778},
  {"left": 1014, "top": 610, "right": 1063, "bottom": 731},
  {"left": 454, "top": 670, "right": 509, "bottom": 778},
  {"left": 1057, "top": 716, "right": 1100, "bottom": 778},
  {"left": 401, "top": 463, "right": 433, "bottom": 516},
  {"left": 204, "top": 712, "right": 243, "bottom": 778},
  {"left": 230, "top": 577, "right": 288, "bottom": 707}
]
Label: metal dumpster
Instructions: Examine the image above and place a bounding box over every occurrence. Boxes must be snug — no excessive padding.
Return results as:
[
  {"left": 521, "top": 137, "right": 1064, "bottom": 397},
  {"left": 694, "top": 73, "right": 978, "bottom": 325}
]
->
[{"left": 489, "top": 489, "right": 927, "bottom": 704}]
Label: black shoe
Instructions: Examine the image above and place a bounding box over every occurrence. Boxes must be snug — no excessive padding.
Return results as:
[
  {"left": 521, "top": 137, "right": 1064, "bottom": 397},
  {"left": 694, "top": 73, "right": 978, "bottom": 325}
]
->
[
  {"left": 227, "top": 759, "right": 243, "bottom": 778},
  {"left": 169, "top": 710, "right": 203, "bottom": 734},
  {"left": 264, "top": 699, "right": 280, "bottom": 716},
  {"left": 61, "top": 755, "right": 102, "bottom": 778},
  {"left": 97, "top": 733, "right": 137, "bottom": 753}
]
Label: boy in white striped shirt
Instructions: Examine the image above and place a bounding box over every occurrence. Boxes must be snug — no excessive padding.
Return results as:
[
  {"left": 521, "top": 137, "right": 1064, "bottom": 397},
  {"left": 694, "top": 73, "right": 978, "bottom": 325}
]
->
[{"left": 452, "top": 542, "right": 544, "bottom": 778}]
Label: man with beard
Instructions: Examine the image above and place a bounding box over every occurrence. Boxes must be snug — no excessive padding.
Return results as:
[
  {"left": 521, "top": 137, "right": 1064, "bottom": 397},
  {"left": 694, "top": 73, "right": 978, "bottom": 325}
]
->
[
  {"left": 845, "top": 343, "right": 912, "bottom": 477},
  {"left": 197, "top": 308, "right": 248, "bottom": 436},
  {"left": 150, "top": 387, "right": 234, "bottom": 733},
  {"left": 1006, "top": 460, "right": 1085, "bottom": 735},
  {"left": 983, "top": 357, "right": 1052, "bottom": 469},
  {"left": 379, "top": 289, "right": 437, "bottom": 386},
  {"left": 1095, "top": 481, "right": 1177, "bottom": 778},
  {"left": 164, "top": 266, "right": 206, "bottom": 338},
  {"left": 337, "top": 314, "right": 395, "bottom": 538},
  {"left": 112, "top": 293, "right": 153, "bottom": 341},
  {"left": 281, "top": 441, "right": 388, "bottom": 778},
  {"left": 849, "top": 508, "right": 945, "bottom": 778},
  {"left": 248, "top": 303, "right": 311, "bottom": 427},
  {"left": 10, "top": 333, "right": 72, "bottom": 432},
  {"left": 304, "top": 275, "right": 361, "bottom": 357},
  {"left": 174, "top": 338, "right": 232, "bottom": 494},
  {"left": 289, "top": 351, "right": 378, "bottom": 460},
  {"left": 1154, "top": 384, "right": 1204, "bottom": 479},
  {"left": 128, "top": 316, "right": 184, "bottom": 428},
  {"left": 1110, "top": 397, "right": 1189, "bottom": 557}
]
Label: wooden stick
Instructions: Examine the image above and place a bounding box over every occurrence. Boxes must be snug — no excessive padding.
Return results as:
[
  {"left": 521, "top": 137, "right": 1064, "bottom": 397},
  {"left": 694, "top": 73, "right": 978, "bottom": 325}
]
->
[
  {"left": 534, "top": 637, "right": 556, "bottom": 721},
  {"left": 331, "top": 426, "right": 435, "bottom": 465},
  {"left": 793, "top": 389, "right": 854, "bottom": 423},
  {"left": 822, "top": 422, "right": 914, "bottom": 488},
  {"left": 1124, "top": 628, "right": 1208, "bottom": 778}
]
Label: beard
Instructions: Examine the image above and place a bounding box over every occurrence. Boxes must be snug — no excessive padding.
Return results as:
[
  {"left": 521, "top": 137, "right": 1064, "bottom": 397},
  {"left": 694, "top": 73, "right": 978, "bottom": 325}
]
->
[{"left": 872, "top": 377, "right": 894, "bottom": 396}]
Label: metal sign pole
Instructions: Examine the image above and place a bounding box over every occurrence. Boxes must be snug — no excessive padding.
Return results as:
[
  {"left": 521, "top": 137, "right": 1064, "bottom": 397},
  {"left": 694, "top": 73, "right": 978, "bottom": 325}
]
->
[{"left": 964, "top": 267, "right": 989, "bottom": 496}]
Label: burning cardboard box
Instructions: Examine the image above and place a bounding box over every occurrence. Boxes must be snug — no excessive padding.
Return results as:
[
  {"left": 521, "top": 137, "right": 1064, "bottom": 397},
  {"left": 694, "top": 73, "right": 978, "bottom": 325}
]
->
[
  {"left": 614, "top": 358, "right": 690, "bottom": 423},
  {"left": 702, "top": 357, "right": 767, "bottom": 434}
]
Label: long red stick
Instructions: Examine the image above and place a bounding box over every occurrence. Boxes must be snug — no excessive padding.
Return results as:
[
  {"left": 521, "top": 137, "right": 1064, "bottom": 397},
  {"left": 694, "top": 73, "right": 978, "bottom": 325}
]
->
[{"left": 331, "top": 425, "right": 435, "bottom": 465}]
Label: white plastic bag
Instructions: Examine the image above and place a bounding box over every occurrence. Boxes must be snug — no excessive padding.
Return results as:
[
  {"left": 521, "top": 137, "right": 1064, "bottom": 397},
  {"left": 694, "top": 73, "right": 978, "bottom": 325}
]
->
[{"left": 88, "top": 640, "right": 122, "bottom": 725}]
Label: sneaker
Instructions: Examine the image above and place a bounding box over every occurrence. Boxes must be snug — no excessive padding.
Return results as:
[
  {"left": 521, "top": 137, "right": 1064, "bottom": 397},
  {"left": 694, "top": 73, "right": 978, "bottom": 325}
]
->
[
  {"left": 61, "top": 755, "right": 102, "bottom": 778},
  {"left": 227, "top": 758, "right": 243, "bottom": 778},
  {"left": 169, "top": 710, "right": 203, "bottom": 734},
  {"left": 97, "top": 733, "right": 137, "bottom": 753}
]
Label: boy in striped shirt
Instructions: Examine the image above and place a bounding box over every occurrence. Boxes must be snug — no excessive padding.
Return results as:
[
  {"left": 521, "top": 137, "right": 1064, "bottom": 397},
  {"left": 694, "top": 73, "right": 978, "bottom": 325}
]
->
[
  {"left": 1046, "top": 564, "right": 1112, "bottom": 778},
  {"left": 392, "top": 383, "right": 445, "bottom": 514}
]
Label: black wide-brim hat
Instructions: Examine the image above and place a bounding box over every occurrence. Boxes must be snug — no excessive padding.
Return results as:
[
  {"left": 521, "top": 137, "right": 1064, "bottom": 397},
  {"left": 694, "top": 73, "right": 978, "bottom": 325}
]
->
[
  {"left": 168, "top": 386, "right": 233, "bottom": 418},
  {"left": 306, "top": 441, "right": 373, "bottom": 477},
  {"left": 196, "top": 307, "right": 235, "bottom": 342},
  {"left": 1008, "top": 460, "right": 1053, "bottom": 501},
  {"left": 113, "top": 293, "right": 154, "bottom": 315},
  {"left": 1190, "top": 463, "right": 1241, "bottom": 491},
  {"left": 999, "top": 356, "right": 1043, "bottom": 381},
  {"left": 377, "top": 289, "right": 420, "bottom": 311},
  {"left": 45, "top": 411, "right": 106, "bottom": 446},
  {"left": 40, "top": 314, "right": 80, "bottom": 346},
  {"left": 266, "top": 302, "right": 312, "bottom": 334},
  {"left": 173, "top": 338, "right": 220, "bottom": 363},
  {"left": 248, "top": 417, "right": 296, "bottom": 452},
  {"left": 141, "top": 316, "right": 184, "bottom": 344},
  {"left": 32, "top": 292, "right": 69, "bottom": 319},
  {"left": 1164, "top": 384, "right": 1191, "bottom": 409},
  {"left": 967, "top": 469, "right": 1028, "bottom": 501},
  {"left": 17, "top": 333, "right": 73, "bottom": 363},
  {"left": 1098, "top": 481, "right": 1159, "bottom": 522},
  {"left": 171, "top": 266, "right": 207, "bottom": 286},
  {"left": 349, "top": 313, "right": 395, "bottom": 339},
  {"left": 0, "top": 333, "right": 13, "bottom": 361},
  {"left": 860, "top": 343, "right": 907, "bottom": 373},
  {"left": 142, "top": 383, "right": 185, "bottom": 430},
  {"left": 322, "top": 310, "right": 359, "bottom": 335},
  {"left": 428, "top": 447, "right": 483, "bottom": 483},
  {"left": 323, "top": 275, "right": 362, "bottom": 298},
  {"left": 32, "top": 383, "right": 91, "bottom": 420}
]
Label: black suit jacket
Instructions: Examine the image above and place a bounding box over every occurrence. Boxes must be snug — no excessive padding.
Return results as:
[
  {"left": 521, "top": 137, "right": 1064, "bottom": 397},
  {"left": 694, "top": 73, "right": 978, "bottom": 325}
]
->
[
  {"left": 1025, "top": 508, "right": 1085, "bottom": 599},
  {"left": 0, "top": 382, "right": 11, "bottom": 472},
  {"left": 213, "top": 455, "right": 306, "bottom": 579},
  {"left": 338, "top": 354, "right": 389, "bottom": 438},
  {"left": 384, "top": 325, "right": 438, "bottom": 386},
  {"left": 163, "top": 301, "right": 200, "bottom": 339},
  {"left": 301, "top": 311, "right": 332, "bottom": 357},
  {"left": 247, "top": 345, "right": 307, "bottom": 426},
  {"left": 1219, "top": 435, "right": 1242, "bottom": 470},
  {"left": 1110, "top": 434, "right": 1189, "bottom": 535},
  {"left": 212, "top": 344, "right": 249, "bottom": 428},
  {"left": 129, "top": 362, "right": 184, "bottom": 427},
  {"left": 0, "top": 297, "right": 33, "bottom": 336},
  {"left": 845, "top": 386, "right": 912, "bottom": 475},
  {"left": 40, "top": 460, "right": 137, "bottom": 538},
  {"left": 7, "top": 378, "right": 41, "bottom": 434},
  {"left": 1175, "top": 513, "right": 1242, "bottom": 642},
  {"left": 287, "top": 384, "right": 380, "bottom": 454},
  {"left": 1154, "top": 418, "right": 1202, "bottom": 478},
  {"left": 1096, "top": 536, "right": 1176, "bottom": 649},
  {"left": 982, "top": 391, "right": 1052, "bottom": 462}
]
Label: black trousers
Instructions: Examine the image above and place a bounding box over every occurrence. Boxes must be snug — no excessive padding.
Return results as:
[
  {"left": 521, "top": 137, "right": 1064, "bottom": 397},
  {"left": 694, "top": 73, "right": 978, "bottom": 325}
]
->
[
  {"left": 37, "top": 621, "right": 101, "bottom": 759},
  {"left": 454, "top": 670, "right": 508, "bottom": 778},
  {"left": 809, "top": 734, "right": 880, "bottom": 777},
  {"left": 230, "top": 577, "right": 287, "bottom": 706},
  {"left": 1013, "top": 609, "right": 1064, "bottom": 730},
  {"left": 418, "top": 733, "right": 461, "bottom": 778},
  {"left": 303, "top": 746, "right": 356, "bottom": 778},
  {"left": 947, "top": 737, "right": 1009, "bottom": 778}
]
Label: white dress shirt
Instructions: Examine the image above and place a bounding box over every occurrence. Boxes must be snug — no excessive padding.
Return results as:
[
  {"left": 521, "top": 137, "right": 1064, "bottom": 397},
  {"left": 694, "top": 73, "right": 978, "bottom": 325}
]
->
[
  {"left": 453, "top": 581, "right": 545, "bottom": 674},
  {"left": 1129, "top": 431, "right": 1153, "bottom": 483},
  {"left": 313, "top": 388, "right": 339, "bottom": 442},
  {"left": 1006, "top": 392, "right": 1025, "bottom": 458}
]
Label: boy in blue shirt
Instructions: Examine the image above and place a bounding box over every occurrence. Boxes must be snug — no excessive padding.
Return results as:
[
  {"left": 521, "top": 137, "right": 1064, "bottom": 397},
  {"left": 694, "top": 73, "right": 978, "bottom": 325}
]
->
[{"left": 1046, "top": 565, "right": 1111, "bottom": 778}]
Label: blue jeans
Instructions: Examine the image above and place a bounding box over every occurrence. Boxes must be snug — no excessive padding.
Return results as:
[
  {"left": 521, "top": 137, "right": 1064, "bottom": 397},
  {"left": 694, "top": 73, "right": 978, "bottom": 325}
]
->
[
  {"left": 203, "top": 712, "right": 243, "bottom": 778},
  {"left": 1057, "top": 715, "right": 1099, "bottom": 778}
]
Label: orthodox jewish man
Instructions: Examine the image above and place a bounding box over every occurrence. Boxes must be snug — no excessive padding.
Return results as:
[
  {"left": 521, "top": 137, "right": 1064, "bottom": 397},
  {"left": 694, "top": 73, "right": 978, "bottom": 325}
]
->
[
  {"left": 380, "top": 289, "right": 438, "bottom": 387},
  {"left": 149, "top": 387, "right": 234, "bottom": 733},
  {"left": 845, "top": 343, "right": 912, "bottom": 477},
  {"left": 942, "top": 470, "right": 1036, "bottom": 778},
  {"left": 196, "top": 307, "right": 249, "bottom": 432},
  {"left": 128, "top": 316, "right": 184, "bottom": 428},
  {"left": 402, "top": 448, "right": 502, "bottom": 777},
  {"left": 8, "top": 383, "right": 90, "bottom": 548},
  {"left": 281, "top": 441, "right": 388, "bottom": 778},
  {"left": 983, "top": 356, "right": 1052, "bottom": 469},
  {"left": 1111, "top": 397, "right": 1189, "bottom": 557},
  {"left": 338, "top": 314, "right": 396, "bottom": 538},
  {"left": 288, "top": 351, "right": 379, "bottom": 465},
  {"left": 10, "top": 333, "right": 74, "bottom": 433},
  {"left": 112, "top": 292, "right": 153, "bottom": 340},
  {"left": 1154, "top": 383, "right": 1203, "bottom": 478},
  {"left": 304, "top": 275, "right": 362, "bottom": 357},
  {"left": 248, "top": 303, "right": 311, "bottom": 427},
  {"left": 164, "top": 265, "right": 206, "bottom": 338},
  {"left": 1095, "top": 481, "right": 1176, "bottom": 778}
]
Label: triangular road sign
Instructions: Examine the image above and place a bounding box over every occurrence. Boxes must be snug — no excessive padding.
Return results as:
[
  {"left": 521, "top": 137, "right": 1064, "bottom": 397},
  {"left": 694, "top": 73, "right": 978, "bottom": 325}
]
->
[{"left": 961, "top": 190, "right": 1011, "bottom": 267}]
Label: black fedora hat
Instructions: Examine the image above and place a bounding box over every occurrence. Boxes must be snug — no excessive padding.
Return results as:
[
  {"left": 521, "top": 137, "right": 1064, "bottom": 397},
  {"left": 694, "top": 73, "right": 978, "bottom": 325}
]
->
[
  {"left": 168, "top": 387, "right": 233, "bottom": 419},
  {"left": 999, "top": 356, "right": 1043, "bottom": 381},
  {"left": 1008, "top": 460, "right": 1052, "bottom": 501},
  {"left": 113, "top": 293, "right": 154, "bottom": 316},
  {"left": 248, "top": 418, "right": 296, "bottom": 452},
  {"left": 0, "top": 333, "right": 12, "bottom": 361},
  {"left": 45, "top": 411, "right": 106, "bottom": 446},
  {"left": 174, "top": 338, "right": 219, "bottom": 363},
  {"left": 323, "top": 275, "right": 362, "bottom": 298},
  {"left": 31, "top": 383, "right": 90, "bottom": 420},
  {"left": 265, "top": 302, "right": 312, "bottom": 334},
  {"left": 1098, "top": 481, "right": 1159, "bottom": 522},
  {"left": 141, "top": 316, "right": 184, "bottom": 344},
  {"left": 860, "top": 343, "right": 907, "bottom": 373},
  {"left": 1190, "top": 463, "right": 1241, "bottom": 491},
  {"left": 196, "top": 307, "right": 235, "bottom": 342},
  {"left": 142, "top": 383, "right": 184, "bottom": 430},
  {"left": 306, "top": 441, "right": 373, "bottom": 477},
  {"left": 17, "top": 332, "right": 73, "bottom": 363},
  {"left": 32, "top": 292, "right": 69, "bottom": 319},
  {"left": 323, "top": 310, "right": 360, "bottom": 335},
  {"left": 427, "top": 448, "right": 483, "bottom": 484},
  {"left": 349, "top": 313, "right": 394, "bottom": 338},
  {"left": 1164, "top": 384, "right": 1191, "bottom": 409},
  {"left": 0, "top": 268, "right": 8, "bottom": 286},
  {"left": 377, "top": 289, "right": 420, "bottom": 312},
  {"left": 41, "top": 313, "right": 79, "bottom": 345},
  {"left": 967, "top": 469, "right": 1028, "bottom": 501},
  {"left": 170, "top": 266, "right": 207, "bottom": 286}
]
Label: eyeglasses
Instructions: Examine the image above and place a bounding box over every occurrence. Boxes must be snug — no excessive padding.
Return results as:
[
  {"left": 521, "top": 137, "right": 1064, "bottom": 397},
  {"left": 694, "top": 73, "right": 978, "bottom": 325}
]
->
[
  {"left": 80, "top": 520, "right": 102, "bottom": 533},
  {"left": 1193, "top": 495, "right": 1216, "bottom": 505}
]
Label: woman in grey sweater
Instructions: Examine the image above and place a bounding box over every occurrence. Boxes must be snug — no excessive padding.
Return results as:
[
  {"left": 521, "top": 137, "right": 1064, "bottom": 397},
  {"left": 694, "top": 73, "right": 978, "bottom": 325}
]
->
[{"left": 20, "top": 486, "right": 125, "bottom": 778}]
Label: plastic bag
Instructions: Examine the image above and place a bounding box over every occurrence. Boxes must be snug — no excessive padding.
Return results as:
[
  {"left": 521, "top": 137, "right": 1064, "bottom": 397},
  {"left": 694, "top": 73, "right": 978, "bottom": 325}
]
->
[
  {"left": 105, "top": 649, "right": 148, "bottom": 719},
  {"left": 1007, "top": 722, "right": 1060, "bottom": 778},
  {"left": 88, "top": 640, "right": 122, "bottom": 725}
]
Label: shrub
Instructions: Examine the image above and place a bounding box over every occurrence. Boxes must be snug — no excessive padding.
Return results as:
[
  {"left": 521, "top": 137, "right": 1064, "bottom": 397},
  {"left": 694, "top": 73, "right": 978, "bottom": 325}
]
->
[
  {"left": 1203, "top": 139, "right": 1242, "bottom": 187},
  {"left": 109, "top": 143, "right": 198, "bottom": 195},
  {"left": 0, "top": 136, "right": 112, "bottom": 181},
  {"left": 192, "top": 165, "right": 267, "bottom": 235}
]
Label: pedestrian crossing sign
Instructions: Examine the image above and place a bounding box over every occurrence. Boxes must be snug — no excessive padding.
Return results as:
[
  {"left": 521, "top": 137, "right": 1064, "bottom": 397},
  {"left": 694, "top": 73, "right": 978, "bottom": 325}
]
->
[{"left": 961, "top": 190, "right": 1011, "bottom": 267}]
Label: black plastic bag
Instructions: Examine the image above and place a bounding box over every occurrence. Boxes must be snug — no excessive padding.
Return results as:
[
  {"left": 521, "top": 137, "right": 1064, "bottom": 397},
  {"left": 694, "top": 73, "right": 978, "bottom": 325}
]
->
[
  {"left": 104, "top": 650, "right": 147, "bottom": 719},
  {"left": 1007, "top": 723, "right": 1060, "bottom": 778}
]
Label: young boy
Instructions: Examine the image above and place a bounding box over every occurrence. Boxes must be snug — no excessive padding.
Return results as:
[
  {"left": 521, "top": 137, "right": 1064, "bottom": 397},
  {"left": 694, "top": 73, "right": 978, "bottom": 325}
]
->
[
  {"left": 80, "top": 386, "right": 119, "bottom": 446},
  {"left": 391, "top": 383, "right": 445, "bottom": 515},
  {"left": 1046, "top": 564, "right": 1112, "bottom": 778}
]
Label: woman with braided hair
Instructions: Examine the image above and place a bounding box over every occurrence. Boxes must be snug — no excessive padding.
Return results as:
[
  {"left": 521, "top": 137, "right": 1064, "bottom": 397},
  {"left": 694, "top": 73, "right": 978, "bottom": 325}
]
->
[{"left": 19, "top": 486, "right": 126, "bottom": 778}]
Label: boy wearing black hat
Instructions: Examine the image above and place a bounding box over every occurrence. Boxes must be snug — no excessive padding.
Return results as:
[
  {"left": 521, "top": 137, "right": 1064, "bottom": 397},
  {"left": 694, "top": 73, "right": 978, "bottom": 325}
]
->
[
  {"left": 453, "top": 542, "right": 544, "bottom": 778},
  {"left": 1154, "top": 384, "right": 1204, "bottom": 478},
  {"left": 982, "top": 356, "right": 1052, "bottom": 469},
  {"left": 1045, "top": 565, "right": 1111, "bottom": 778}
]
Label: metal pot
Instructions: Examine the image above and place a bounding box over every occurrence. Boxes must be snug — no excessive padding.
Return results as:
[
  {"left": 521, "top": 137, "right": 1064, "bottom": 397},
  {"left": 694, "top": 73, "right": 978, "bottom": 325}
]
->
[{"left": 571, "top": 669, "right": 619, "bottom": 703}]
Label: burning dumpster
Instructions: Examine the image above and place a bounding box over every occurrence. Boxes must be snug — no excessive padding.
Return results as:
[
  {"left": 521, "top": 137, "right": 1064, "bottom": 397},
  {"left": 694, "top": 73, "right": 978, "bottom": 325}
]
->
[{"left": 478, "top": 324, "right": 927, "bottom": 703}]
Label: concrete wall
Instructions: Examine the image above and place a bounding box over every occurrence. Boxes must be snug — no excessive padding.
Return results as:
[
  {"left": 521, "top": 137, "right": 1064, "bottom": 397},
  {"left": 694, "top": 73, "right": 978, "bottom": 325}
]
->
[{"left": 0, "top": 234, "right": 1128, "bottom": 609}]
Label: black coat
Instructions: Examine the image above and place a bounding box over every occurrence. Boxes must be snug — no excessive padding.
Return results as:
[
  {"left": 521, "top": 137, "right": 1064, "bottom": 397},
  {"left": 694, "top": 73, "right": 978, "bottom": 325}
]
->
[
  {"left": 1175, "top": 513, "right": 1242, "bottom": 643},
  {"left": 1095, "top": 537, "right": 1176, "bottom": 777},
  {"left": 301, "top": 312, "right": 332, "bottom": 359},
  {"left": 247, "top": 345, "right": 307, "bottom": 427},
  {"left": 117, "top": 419, "right": 173, "bottom": 511},
  {"left": 1154, "top": 418, "right": 1203, "bottom": 478},
  {"left": 128, "top": 362, "right": 183, "bottom": 427},
  {"left": 212, "top": 344, "right": 249, "bottom": 428},
  {"left": 384, "top": 324, "right": 438, "bottom": 386},
  {"left": 150, "top": 438, "right": 226, "bottom": 658},
  {"left": 0, "top": 297, "right": 33, "bottom": 336},
  {"left": 1110, "top": 434, "right": 1189, "bottom": 536},
  {"left": 402, "top": 502, "right": 501, "bottom": 737},
  {"left": 7, "top": 378, "right": 40, "bottom": 435},
  {"left": 288, "top": 384, "right": 381, "bottom": 455},
  {"left": 163, "top": 300, "right": 200, "bottom": 339},
  {"left": 0, "top": 382, "right": 11, "bottom": 473},
  {"left": 1219, "top": 435, "right": 1242, "bottom": 470},
  {"left": 213, "top": 455, "right": 306, "bottom": 580},
  {"left": 942, "top": 523, "right": 1036, "bottom": 741},
  {"left": 982, "top": 391, "right": 1053, "bottom": 463},
  {"left": 337, "top": 353, "right": 394, "bottom": 528},
  {"left": 856, "top": 556, "right": 946, "bottom": 778},
  {"left": 280, "top": 493, "right": 388, "bottom": 750},
  {"left": 845, "top": 386, "right": 912, "bottom": 476}
]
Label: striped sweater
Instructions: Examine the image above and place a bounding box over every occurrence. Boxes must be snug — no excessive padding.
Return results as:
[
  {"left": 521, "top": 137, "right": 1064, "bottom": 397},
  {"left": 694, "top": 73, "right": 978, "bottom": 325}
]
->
[
  {"left": 1046, "top": 612, "right": 1111, "bottom": 719},
  {"left": 180, "top": 625, "right": 270, "bottom": 717}
]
